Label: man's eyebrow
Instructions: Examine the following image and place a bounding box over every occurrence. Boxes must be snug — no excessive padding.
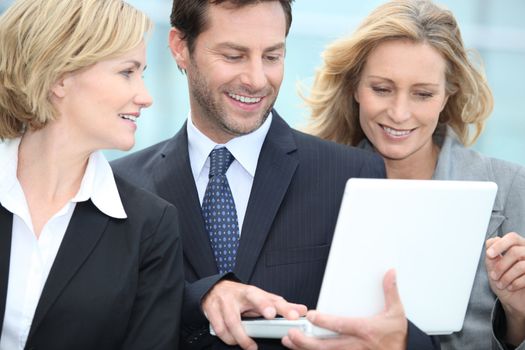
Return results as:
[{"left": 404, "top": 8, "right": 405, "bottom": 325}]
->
[
  {"left": 214, "top": 42, "right": 285, "bottom": 53},
  {"left": 263, "top": 43, "right": 285, "bottom": 52}
]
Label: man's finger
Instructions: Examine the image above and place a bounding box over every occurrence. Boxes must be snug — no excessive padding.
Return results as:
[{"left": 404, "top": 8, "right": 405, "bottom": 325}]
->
[
  {"left": 242, "top": 286, "right": 280, "bottom": 318},
  {"left": 244, "top": 286, "right": 306, "bottom": 319},
  {"left": 383, "top": 268, "right": 403, "bottom": 314},
  {"left": 306, "top": 310, "right": 363, "bottom": 336},
  {"left": 274, "top": 299, "right": 307, "bottom": 320},
  {"left": 206, "top": 302, "right": 236, "bottom": 345},
  {"left": 283, "top": 328, "right": 361, "bottom": 350},
  {"left": 222, "top": 311, "right": 257, "bottom": 350}
]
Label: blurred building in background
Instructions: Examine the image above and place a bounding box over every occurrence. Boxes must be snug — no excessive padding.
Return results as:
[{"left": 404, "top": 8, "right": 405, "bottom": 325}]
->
[{"left": 2, "top": 0, "right": 524, "bottom": 165}]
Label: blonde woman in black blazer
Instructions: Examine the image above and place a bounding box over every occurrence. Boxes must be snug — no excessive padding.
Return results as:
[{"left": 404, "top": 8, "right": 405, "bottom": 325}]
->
[{"left": 0, "top": 1, "right": 183, "bottom": 349}]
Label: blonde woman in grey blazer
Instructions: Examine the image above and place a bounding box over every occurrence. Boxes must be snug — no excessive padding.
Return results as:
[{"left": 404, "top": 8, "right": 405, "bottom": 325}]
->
[
  {"left": 300, "top": 1, "right": 525, "bottom": 350},
  {"left": 356, "top": 124, "right": 525, "bottom": 350},
  {"left": 431, "top": 125, "right": 525, "bottom": 350}
]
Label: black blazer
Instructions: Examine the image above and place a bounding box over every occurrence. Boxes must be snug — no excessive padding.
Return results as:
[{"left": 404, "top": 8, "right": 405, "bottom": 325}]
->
[
  {"left": 0, "top": 176, "right": 184, "bottom": 350},
  {"left": 112, "top": 111, "right": 438, "bottom": 350}
]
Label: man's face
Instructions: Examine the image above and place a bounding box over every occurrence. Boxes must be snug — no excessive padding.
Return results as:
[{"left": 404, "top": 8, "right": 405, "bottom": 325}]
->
[{"left": 171, "top": 1, "right": 287, "bottom": 143}]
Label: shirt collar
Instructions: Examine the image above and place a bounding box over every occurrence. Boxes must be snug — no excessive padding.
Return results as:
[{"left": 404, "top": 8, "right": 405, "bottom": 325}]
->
[
  {"left": 187, "top": 111, "right": 273, "bottom": 179},
  {"left": 0, "top": 137, "right": 126, "bottom": 219},
  {"left": 0, "top": 138, "right": 21, "bottom": 198},
  {"left": 73, "top": 150, "right": 127, "bottom": 218}
]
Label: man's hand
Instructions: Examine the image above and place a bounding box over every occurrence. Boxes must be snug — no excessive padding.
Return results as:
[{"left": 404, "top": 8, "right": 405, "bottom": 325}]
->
[
  {"left": 203, "top": 280, "right": 307, "bottom": 350},
  {"left": 486, "top": 233, "right": 525, "bottom": 345},
  {"left": 281, "top": 269, "right": 407, "bottom": 350}
]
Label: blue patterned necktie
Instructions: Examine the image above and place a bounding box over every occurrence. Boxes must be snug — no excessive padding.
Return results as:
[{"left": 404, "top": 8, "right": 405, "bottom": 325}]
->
[{"left": 202, "top": 147, "right": 240, "bottom": 274}]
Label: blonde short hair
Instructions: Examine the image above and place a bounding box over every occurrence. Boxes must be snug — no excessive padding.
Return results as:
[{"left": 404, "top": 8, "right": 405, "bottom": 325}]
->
[
  {"left": 0, "top": 0, "right": 152, "bottom": 139},
  {"left": 305, "top": 0, "right": 493, "bottom": 146}
]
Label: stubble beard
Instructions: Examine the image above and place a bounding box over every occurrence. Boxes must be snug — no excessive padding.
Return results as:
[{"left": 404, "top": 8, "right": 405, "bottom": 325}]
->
[{"left": 188, "top": 63, "right": 275, "bottom": 139}]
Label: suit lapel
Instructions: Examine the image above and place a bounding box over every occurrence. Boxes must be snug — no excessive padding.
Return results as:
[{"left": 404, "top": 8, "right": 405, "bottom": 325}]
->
[
  {"left": 234, "top": 114, "right": 298, "bottom": 282},
  {"left": 28, "top": 200, "right": 109, "bottom": 338},
  {"left": 0, "top": 206, "right": 13, "bottom": 331},
  {"left": 155, "top": 116, "right": 299, "bottom": 281},
  {"left": 154, "top": 126, "right": 218, "bottom": 277}
]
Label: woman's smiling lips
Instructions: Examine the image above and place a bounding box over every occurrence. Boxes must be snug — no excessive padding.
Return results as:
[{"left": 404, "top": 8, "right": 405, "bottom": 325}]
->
[{"left": 380, "top": 124, "right": 415, "bottom": 139}]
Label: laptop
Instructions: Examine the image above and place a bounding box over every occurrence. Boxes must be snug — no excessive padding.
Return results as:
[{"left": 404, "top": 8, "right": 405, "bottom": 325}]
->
[{"left": 214, "top": 178, "right": 497, "bottom": 338}]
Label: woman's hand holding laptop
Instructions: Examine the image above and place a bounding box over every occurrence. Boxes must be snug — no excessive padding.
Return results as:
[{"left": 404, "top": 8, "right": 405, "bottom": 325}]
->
[{"left": 485, "top": 233, "right": 525, "bottom": 346}]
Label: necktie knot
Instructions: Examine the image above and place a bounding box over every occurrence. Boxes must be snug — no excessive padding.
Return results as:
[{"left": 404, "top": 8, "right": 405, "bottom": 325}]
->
[{"left": 209, "top": 147, "right": 234, "bottom": 178}]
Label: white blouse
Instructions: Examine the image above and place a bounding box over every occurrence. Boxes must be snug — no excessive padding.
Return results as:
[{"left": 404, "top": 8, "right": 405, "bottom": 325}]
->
[{"left": 0, "top": 138, "right": 126, "bottom": 350}]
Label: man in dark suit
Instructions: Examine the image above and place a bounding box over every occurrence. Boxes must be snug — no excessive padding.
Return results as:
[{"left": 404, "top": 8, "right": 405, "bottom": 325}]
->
[{"left": 112, "top": 1, "right": 439, "bottom": 349}]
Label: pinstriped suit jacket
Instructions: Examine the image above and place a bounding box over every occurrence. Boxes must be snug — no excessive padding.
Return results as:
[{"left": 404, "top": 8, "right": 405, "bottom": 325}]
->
[{"left": 112, "top": 110, "right": 437, "bottom": 350}]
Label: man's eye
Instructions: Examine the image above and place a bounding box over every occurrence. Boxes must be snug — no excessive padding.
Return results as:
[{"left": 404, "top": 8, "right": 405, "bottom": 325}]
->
[
  {"left": 265, "top": 55, "right": 281, "bottom": 62},
  {"left": 224, "top": 55, "right": 242, "bottom": 61}
]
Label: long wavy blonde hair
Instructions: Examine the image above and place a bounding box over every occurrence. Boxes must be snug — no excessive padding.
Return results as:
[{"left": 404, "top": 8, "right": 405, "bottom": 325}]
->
[{"left": 305, "top": 0, "right": 493, "bottom": 146}]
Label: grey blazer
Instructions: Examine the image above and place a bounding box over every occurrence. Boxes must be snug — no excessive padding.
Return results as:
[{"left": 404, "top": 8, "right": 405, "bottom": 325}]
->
[{"left": 361, "top": 124, "right": 525, "bottom": 350}]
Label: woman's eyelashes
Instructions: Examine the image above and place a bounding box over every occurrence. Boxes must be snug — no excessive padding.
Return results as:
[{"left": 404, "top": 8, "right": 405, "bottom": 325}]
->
[{"left": 371, "top": 85, "right": 435, "bottom": 100}]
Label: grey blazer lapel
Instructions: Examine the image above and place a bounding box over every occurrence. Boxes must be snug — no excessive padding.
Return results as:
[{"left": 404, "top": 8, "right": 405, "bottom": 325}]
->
[
  {"left": 234, "top": 114, "right": 298, "bottom": 282},
  {"left": 155, "top": 126, "right": 217, "bottom": 277},
  {"left": 27, "top": 200, "right": 109, "bottom": 339},
  {"left": 487, "top": 197, "right": 505, "bottom": 238},
  {"left": 0, "top": 206, "right": 13, "bottom": 331}
]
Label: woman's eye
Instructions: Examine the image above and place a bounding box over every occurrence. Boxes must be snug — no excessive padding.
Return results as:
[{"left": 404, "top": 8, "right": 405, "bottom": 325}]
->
[
  {"left": 372, "top": 86, "right": 390, "bottom": 94},
  {"left": 120, "top": 69, "right": 134, "bottom": 77},
  {"left": 415, "top": 92, "right": 434, "bottom": 99}
]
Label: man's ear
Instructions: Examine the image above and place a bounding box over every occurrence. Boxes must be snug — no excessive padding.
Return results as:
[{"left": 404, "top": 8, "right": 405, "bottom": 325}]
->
[{"left": 169, "top": 27, "right": 190, "bottom": 71}]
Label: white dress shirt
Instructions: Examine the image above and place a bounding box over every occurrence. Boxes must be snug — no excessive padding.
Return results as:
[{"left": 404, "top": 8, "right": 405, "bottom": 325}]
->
[
  {"left": 187, "top": 112, "right": 272, "bottom": 234},
  {"left": 0, "top": 137, "right": 127, "bottom": 350}
]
